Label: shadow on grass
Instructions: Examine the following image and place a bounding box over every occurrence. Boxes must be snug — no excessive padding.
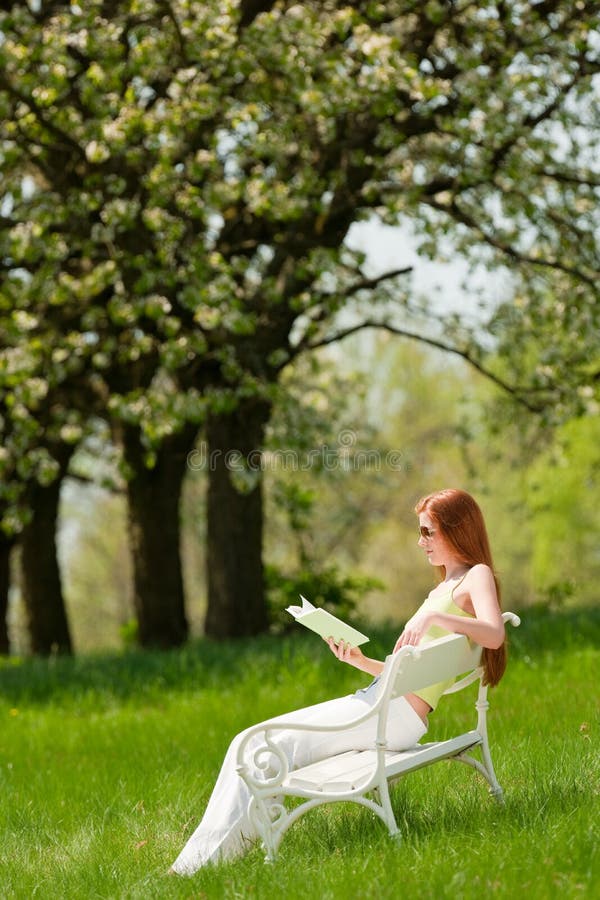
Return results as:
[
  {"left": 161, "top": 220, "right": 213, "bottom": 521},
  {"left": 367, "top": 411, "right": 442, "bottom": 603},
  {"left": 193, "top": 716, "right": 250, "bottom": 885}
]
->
[{"left": 0, "top": 603, "right": 597, "bottom": 708}]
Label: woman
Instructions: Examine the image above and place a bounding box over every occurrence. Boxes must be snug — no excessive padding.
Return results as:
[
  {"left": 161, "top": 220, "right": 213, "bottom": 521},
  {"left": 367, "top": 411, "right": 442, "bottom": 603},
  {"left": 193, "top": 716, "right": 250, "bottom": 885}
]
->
[{"left": 170, "top": 488, "right": 505, "bottom": 875}]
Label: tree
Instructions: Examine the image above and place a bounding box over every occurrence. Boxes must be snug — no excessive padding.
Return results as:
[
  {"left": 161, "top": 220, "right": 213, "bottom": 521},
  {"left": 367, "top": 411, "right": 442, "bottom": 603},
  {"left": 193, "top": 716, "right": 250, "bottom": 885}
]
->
[
  {"left": 0, "top": 532, "right": 12, "bottom": 653},
  {"left": 20, "top": 439, "right": 75, "bottom": 654},
  {"left": 1, "top": 0, "right": 598, "bottom": 647},
  {"left": 0, "top": 333, "right": 85, "bottom": 654},
  {"left": 117, "top": 417, "right": 196, "bottom": 646}
]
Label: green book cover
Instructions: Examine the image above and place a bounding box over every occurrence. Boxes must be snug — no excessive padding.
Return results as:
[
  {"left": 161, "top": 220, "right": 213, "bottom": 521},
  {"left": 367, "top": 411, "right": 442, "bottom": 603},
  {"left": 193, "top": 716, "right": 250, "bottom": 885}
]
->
[{"left": 286, "top": 595, "right": 369, "bottom": 647}]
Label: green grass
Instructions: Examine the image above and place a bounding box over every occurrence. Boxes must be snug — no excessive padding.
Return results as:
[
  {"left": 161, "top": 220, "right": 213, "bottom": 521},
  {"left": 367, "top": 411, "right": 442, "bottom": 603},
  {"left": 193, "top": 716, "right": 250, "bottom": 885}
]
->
[{"left": 1, "top": 605, "right": 598, "bottom": 899}]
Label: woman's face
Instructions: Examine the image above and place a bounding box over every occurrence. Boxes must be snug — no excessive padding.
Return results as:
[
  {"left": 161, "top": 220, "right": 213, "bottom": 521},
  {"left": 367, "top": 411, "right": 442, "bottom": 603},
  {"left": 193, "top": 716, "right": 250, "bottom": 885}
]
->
[{"left": 417, "top": 511, "right": 457, "bottom": 568}]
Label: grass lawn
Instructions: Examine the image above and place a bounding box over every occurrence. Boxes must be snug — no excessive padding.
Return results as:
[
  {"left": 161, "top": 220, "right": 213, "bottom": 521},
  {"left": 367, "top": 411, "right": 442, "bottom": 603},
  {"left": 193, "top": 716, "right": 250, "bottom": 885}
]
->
[{"left": 1, "top": 605, "right": 598, "bottom": 899}]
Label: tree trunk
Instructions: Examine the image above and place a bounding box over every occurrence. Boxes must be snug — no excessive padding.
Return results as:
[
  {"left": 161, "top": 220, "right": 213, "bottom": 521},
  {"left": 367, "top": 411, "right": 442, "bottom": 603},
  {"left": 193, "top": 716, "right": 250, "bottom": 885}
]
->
[
  {"left": 0, "top": 534, "right": 12, "bottom": 655},
  {"left": 21, "top": 447, "right": 74, "bottom": 656},
  {"left": 205, "top": 399, "right": 271, "bottom": 639},
  {"left": 121, "top": 423, "right": 196, "bottom": 649}
]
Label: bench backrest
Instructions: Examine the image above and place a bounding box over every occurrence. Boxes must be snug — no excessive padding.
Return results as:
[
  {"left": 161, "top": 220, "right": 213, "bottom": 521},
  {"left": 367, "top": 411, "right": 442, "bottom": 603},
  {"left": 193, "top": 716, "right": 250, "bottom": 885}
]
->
[{"left": 381, "top": 633, "right": 483, "bottom": 701}]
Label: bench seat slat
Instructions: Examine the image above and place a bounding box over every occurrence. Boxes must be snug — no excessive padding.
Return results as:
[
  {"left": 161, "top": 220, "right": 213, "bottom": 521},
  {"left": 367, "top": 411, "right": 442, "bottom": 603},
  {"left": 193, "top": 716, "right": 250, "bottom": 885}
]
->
[
  {"left": 284, "top": 731, "right": 482, "bottom": 793},
  {"left": 383, "top": 731, "right": 482, "bottom": 777},
  {"left": 286, "top": 752, "right": 376, "bottom": 792}
]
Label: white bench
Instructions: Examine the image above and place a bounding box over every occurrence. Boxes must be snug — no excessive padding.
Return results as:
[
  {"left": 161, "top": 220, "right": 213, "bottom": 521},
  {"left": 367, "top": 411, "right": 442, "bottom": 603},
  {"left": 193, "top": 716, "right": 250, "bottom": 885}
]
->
[{"left": 236, "top": 612, "right": 520, "bottom": 861}]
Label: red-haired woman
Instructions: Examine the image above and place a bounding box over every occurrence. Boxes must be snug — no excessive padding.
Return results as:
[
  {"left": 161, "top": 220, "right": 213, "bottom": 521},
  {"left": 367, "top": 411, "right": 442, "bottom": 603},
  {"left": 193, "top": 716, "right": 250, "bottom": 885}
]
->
[
  {"left": 171, "top": 488, "right": 505, "bottom": 875},
  {"left": 331, "top": 488, "right": 506, "bottom": 714}
]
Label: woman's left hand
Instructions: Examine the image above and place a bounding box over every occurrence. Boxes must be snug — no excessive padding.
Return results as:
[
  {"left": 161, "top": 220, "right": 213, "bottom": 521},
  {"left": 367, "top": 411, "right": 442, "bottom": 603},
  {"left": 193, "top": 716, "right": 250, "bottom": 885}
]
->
[{"left": 394, "top": 612, "right": 432, "bottom": 652}]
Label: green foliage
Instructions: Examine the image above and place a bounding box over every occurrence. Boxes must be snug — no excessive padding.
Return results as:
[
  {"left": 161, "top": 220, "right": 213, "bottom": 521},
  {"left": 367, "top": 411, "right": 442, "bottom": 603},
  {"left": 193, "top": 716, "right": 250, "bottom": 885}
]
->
[
  {"left": 523, "top": 414, "right": 600, "bottom": 604},
  {"left": 266, "top": 561, "right": 384, "bottom": 633},
  {"left": 486, "top": 273, "right": 600, "bottom": 426},
  {"left": 264, "top": 335, "right": 487, "bottom": 624},
  {"left": 119, "top": 618, "right": 139, "bottom": 650}
]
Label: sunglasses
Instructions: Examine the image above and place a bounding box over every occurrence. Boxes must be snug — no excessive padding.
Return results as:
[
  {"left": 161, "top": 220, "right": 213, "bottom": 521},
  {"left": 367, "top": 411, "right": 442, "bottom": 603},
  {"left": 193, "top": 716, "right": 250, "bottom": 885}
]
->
[{"left": 418, "top": 525, "right": 436, "bottom": 539}]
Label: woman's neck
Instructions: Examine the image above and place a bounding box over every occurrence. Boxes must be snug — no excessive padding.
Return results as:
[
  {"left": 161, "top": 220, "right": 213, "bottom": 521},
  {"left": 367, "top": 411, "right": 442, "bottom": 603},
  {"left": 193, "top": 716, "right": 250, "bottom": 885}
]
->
[{"left": 443, "top": 563, "right": 470, "bottom": 582}]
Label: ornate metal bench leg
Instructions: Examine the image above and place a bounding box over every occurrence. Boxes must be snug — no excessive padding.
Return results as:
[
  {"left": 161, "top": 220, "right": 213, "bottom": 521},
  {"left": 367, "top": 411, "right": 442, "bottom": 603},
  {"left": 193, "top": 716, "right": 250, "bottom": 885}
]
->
[
  {"left": 248, "top": 795, "right": 286, "bottom": 864},
  {"left": 476, "top": 688, "right": 505, "bottom": 802},
  {"left": 378, "top": 782, "right": 400, "bottom": 837},
  {"left": 489, "top": 784, "right": 504, "bottom": 804}
]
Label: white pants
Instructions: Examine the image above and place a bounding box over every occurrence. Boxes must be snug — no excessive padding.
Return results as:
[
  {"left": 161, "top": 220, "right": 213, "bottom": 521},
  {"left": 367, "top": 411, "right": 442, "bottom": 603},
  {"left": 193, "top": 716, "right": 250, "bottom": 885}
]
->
[{"left": 171, "top": 691, "right": 427, "bottom": 875}]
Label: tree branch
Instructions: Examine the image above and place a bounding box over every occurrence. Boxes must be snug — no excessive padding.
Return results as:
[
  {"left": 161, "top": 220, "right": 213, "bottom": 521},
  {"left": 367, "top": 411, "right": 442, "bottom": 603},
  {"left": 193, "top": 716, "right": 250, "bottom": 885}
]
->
[
  {"left": 295, "top": 319, "right": 547, "bottom": 413},
  {"left": 0, "top": 74, "right": 84, "bottom": 158},
  {"left": 279, "top": 265, "right": 414, "bottom": 349},
  {"left": 65, "top": 470, "right": 125, "bottom": 495},
  {"left": 533, "top": 167, "right": 600, "bottom": 189},
  {"left": 158, "top": 0, "right": 188, "bottom": 62},
  {"left": 309, "top": 266, "right": 413, "bottom": 308},
  {"left": 427, "top": 198, "right": 599, "bottom": 290},
  {"left": 487, "top": 61, "right": 590, "bottom": 172}
]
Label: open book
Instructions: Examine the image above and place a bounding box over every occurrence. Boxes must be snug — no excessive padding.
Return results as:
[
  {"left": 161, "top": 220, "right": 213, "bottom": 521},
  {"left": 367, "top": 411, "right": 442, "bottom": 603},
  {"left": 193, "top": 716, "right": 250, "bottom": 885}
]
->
[{"left": 286, "top": 595, "right": 369, "bottom": 646}]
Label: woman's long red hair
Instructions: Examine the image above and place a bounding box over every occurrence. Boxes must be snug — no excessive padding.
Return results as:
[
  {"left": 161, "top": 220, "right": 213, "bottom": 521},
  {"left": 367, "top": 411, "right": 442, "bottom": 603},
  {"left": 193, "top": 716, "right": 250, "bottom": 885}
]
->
[{"left": 415, "top": 488, "right": 506, "bottom": 687}]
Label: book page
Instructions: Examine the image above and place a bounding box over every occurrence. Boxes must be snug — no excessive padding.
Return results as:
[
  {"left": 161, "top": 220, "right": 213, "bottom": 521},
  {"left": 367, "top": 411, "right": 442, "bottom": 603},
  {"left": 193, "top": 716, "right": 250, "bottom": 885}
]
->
[{"left": 285, "top": 595, "right": 316, "bottom": 618}]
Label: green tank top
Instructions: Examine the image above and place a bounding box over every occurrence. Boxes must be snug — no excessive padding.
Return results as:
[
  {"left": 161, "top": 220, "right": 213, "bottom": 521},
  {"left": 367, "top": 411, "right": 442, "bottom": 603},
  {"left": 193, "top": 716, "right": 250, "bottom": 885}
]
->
[{"left": 413, "top": 573, "right": 474, "bottom": 711}]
